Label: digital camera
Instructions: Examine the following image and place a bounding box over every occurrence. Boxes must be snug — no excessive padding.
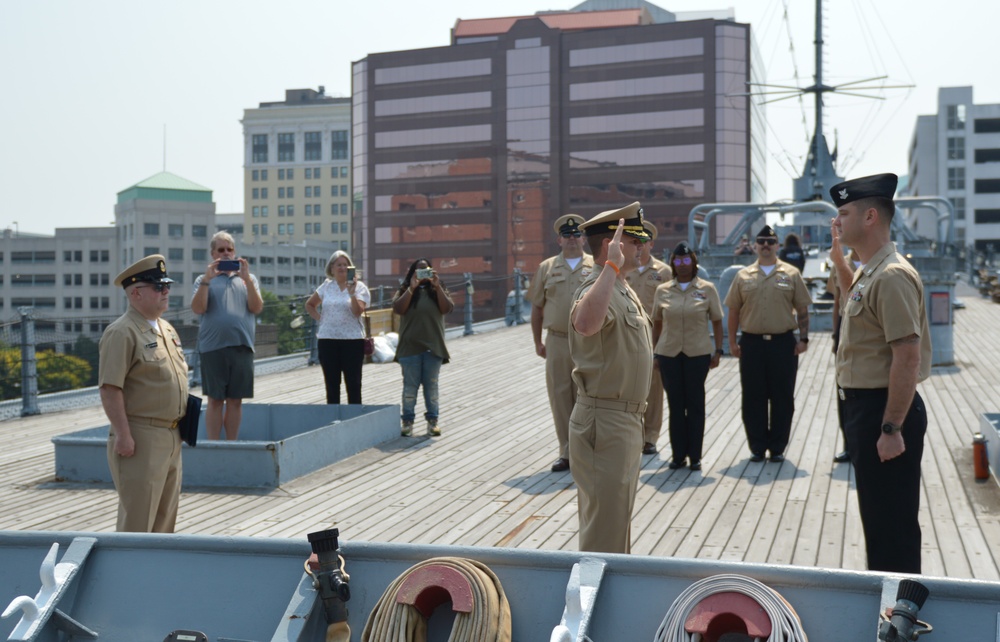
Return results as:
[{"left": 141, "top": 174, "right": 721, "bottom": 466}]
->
[{"left": 218, "top": 259, "right": 240, "bottom": 272}]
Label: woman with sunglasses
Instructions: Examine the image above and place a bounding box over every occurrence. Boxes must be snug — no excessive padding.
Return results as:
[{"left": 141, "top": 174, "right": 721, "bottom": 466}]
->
[{"left": 651, "top": 242, "right": 724, "bottom": 471}]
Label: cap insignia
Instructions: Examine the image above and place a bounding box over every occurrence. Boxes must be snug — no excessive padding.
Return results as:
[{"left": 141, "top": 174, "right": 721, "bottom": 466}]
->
[{"left": 839, "top": 189, "right": 848, "bottom": 200}]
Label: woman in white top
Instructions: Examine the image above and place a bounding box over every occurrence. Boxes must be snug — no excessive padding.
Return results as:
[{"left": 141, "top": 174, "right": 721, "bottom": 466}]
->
[{"left": 305, "top": 251, "right": 371, "bottom": 404}]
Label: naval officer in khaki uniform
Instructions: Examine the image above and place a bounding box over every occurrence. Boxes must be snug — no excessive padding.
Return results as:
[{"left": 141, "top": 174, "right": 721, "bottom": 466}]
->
[
  {"left": 99, "top": 255, "right": 190, "bottom": 533},
  {"left": 830, "top": 173, "right": 931, "bottom": 574},
  {"left": 527, "top": 214, "right": 594, "bottom": 472},
  {"left": 625, "top": 220, "right": 673, "bottom": 455},
  {"left": 569, "top": 202, "right": 653, "bottom": 554},
  {"left": 725, "top": 225, "right": 812, "bottom": 463}
]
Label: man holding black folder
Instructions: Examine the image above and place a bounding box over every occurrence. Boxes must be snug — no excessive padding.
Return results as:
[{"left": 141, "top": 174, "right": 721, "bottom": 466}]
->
[{"left": 99, "top": 254, "right": 191, "bottom": 533}]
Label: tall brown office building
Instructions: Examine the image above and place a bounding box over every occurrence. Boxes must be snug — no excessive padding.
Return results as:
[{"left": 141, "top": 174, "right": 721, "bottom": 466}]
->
[{"left": 352, "top": 4, "right": 764, "bottom": 319}]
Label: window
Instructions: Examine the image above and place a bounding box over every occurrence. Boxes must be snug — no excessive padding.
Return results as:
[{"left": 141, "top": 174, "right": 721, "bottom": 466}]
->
[
  {"left": 278, "top": 168, "right": 285, "bottom": 180},
  {"left": 287, "top": 187, "right": 294, "bottom": 198},
  {"left": 168, "top": 248, "right": 184, "bottom": 261},
  {"left": 144, "top": 223, "right": 160, "bottom": 236},
  {"left": 974, "top": 118, "right": 1000, "bottom": 134},
  {"left": 278, "top": 133, "right": 295, "bottom": 162},
  {"left": 261, "top": 224, "right": 268, "bottom": 235},
  {"left": 261, "top": 187, "right": 268, "bottom": 199},
  {"left": 341, "top": 203, "right": 348, "bottom": 215},
  {"left": 193, "top": 249, "right": 207, "bottom": 261},
  {"left": 305, "top": 205, "right": 312, "bottom": 216},
  {"left": 278, "top": 276, "right": 291, "bottom": 287},
  {"left": 260, "top": 276, "right": 274, "bottom": 286},
  {"left": 947, "top": 137, "right": 965, "bottom": 160},
  {"left": 305, "top": 186, "right": 311, "bottom": 198},
  {"left": 278, "top": 187, "right": 285, "bottom": 199},
  {"left": 947, "top": 105, "right": 966, "bottom": 130},
  {"left": 253, "top": 188, "right": 259, "bottom": 199},
  {"left": 168, "top": 224, "right": 184, "bottom": 238},
  {"left": 974, "top": 148, "right": 1000, "bottom": 163},
  {"left": 341, "top": 167, "right": 348, "bottom": 178},
  {"left": 332, "top": 204, "right": 338, "bottom": 215},
  {"left": 64, "top": 250, "right": 82, "bottom": 263},
  {"left": 948, "top": 167, "right": 965, "bottom": 190},
  {"left": 340, "top": 185, "right": 348, "bottom": 197},
  {"left": 261, "top": 169, "right": 268, "bottom": 180},
  {"left": 88, "top": 274, "right": 109, "bottom": 286},
  {"left": 287, "top": 224, "right": 294, "bottom": 235},
  {"left": 260, "top": 256, "right": 274, "bottom": 265},
  {"left": 192, "top": 225, "right": 207, "bottom": 238},
  {"left": 951, "top": 197, "right": 965, "bottom": 220},
  {"left": 305, "top": 223, "right": 312, "bottom": 235},
  {"left": 278, "top": 224, "right": 285, "bottom": 235},
  {"left": 253, "top": 206, "right": 260, "bottom": 217},
  {"left": 252, "top": 169, "right": 259, "bottom": 181},
  {"left": 279, "top": 205, "right": 286, "bottom": 217},
  {"left": 305, "top": 131, "right": 322, "bottom": 160},
  {"left": 278, "top": 256, "right": 291, "bottom": 266},
  {"left": 975, "top": 179, "right": 1000, "bottom": 193},
  {"left": 313, "top": 223, "right": 321, "bottom": 234},
  {"left": 287, "top": 168, "right": 294, "bottom": 179},
  {"left": 975, "top": 209, "right": 1000, "bottom": 224},
  {"left": 252, "top": 134, "right": 268, "bottom": 163},
  {"left": 252, "top": 224, "right": 259, "bottom": 235},
  {"left": 173, "top": 273, "right": 184, "bottom": 285},
  {"left": 64, "top": 274, "right": 83, "bottom": 286},
  {"left": 261, "top": 206, "right": 268, "bottom": 217},
  {"left": 332, "top": 130, "right": 348, "bottom": 159},
  {"left": 340, "top": 222, "right": 348, "bottom": 233},
  {"left": 287, "top": 205, "right": 294, "bottom": 216},
  {"left": 340, "top": 241, "right": 348, "bottom": 251},
  {"left": 144, "top": 247, "right": 159, "bottom": 256}
]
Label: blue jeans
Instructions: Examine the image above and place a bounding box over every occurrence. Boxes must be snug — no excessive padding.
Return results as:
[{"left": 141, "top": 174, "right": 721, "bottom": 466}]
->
[{"left": 398, "top": 351, "right": 442, "bottom": 423}]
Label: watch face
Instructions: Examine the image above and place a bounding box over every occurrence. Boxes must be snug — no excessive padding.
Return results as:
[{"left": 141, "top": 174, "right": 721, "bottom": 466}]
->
[{"left": 881, "top": 423, "right": 897, "bottom": 434}]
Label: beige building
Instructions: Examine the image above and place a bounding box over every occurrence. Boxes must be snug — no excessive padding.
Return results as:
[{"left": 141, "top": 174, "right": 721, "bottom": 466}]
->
[{"left": 242, "top": 88, "right": 352, "bottom": 249}]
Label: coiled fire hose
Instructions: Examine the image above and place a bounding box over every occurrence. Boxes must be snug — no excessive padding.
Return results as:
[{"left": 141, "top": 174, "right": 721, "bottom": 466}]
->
[
  {"left": 653, "top": 574, "right": 809, "bottom": 642},
  {"left": 361, "top": 557, "right": 512, "bottom": 642}
]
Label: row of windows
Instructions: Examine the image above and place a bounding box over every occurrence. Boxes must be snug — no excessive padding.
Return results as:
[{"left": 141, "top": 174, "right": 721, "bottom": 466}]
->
[
  {"left": 250, "top": 223, "right": 351, "bottom": 238},
  {"left": 570, "top": 73, "right": 704, "bottom": 101},
  {"left": 252, "top": 167, "right": 350, "bottom": 181},
  {"left": 569, "top": 38, "right": 704, "bottom": 68},
  {"left": 374, "top": 157, "right": 492, "bottom": 181},
  {"left": 252, "top": 204, "right": 350, "bottom": 217},
  {"left": 569, "top": 109, "right": 704, "bottom": 136},
  {"left": 252, "top": 185, "right": 350, "bottom": 199},
  {"left": 375, "top": 92, "right": 491, "bottom": 117},
  {"left": 62, "top": 250, "right": 111, "bottom": 263},
  {"left": 141, "top": 223, "right": 208, "bottom": 238},
  {"left": 61, "top": 297, "right": 109, "bottom": 309},
  {"left": 0, "top": 250, "right": 109, "bottom": 265},
  {"left": 251, "top": 132, "right": 348, "bottom": 163}
]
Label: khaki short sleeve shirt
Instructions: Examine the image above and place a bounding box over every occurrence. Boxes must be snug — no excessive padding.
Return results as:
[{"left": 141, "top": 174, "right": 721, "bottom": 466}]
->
[
  {"left": 723, "top": 261, "right": 812, "bottom": 334},
  {"left": 652, "top": 277, "right": 723, "bottom": 357},
  {"left": 625, "top": 257, "right": 673, "bottom": 315},
  {"left": 836, "top": 243, "right": 932, "bottom": 388},
  {"left": 569, "top": 268, "right": 653, "bottom": 403},
  {"left": 527, "top": 253, "right": 595, "bottom": 334},
  {"left": 99, "top": 306, "right": 189, "bottom": 421}
]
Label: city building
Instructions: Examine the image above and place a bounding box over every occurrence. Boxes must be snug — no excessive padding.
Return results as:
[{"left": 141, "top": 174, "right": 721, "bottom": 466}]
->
[
  {"left": 352, "top": 2, "right": 763, "bottom": 318},
  {"left": 907, "top": 86, "right": 1000, "bottom": 251},
  {"left": 0, "top": 171, "right": 339, "bottom": 353},
  {"left": 242, "top": 88, "right": 353, "bottom": 249}
]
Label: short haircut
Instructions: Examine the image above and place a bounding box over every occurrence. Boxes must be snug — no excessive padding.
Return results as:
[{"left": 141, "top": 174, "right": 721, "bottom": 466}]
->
[
  {"left": 210, "top": 231, "right": 236, "bottom": 252},
  {"left": 586, "top": 233, "right": 611, "bottom": 257},
  {"left": 853, "top": 196, "right": 896, "bottom": 224},
  {"left": 325, "top": 250, "right": 353, "bottom": 279}
]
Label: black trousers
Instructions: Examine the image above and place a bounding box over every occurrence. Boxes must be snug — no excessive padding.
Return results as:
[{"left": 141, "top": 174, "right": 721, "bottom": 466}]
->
[
  {"left": 318, "top": 339, "right": 365, "bottom": 404},
  {"left": 843, "top": 388, "right": 926, "bottom": 574},
  {"left": 738, "top": 332, "right": 798, "bottom": 456},
  {"left": 658, "top": 353, "right": 712, "bottom": 464}
]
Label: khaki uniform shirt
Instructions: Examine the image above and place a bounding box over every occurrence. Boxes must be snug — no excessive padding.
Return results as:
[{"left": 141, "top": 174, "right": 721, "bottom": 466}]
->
[
  {"left": 653, "top": 277, "right": 723, "bottom": 357},
  {"left": 836, "top": 243, "right": 932, "bottom": 388},
  {"left": 569, "top": 267, "right": 653, "bottom": 403},
  {"left": 724, "top": 260, "right": 812, "bottom": 334},
  {"left": 625, "top": 257, "right": 673, "bottom": 315},
  {"left": 527, "top": 253, "right": 595, "bottom": 334},
  {"left": 99, "top": 306, "right": 189, "bottom": 422}
]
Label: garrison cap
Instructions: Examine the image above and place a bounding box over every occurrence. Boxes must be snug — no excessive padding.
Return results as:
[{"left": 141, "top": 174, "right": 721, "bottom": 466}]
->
[
  {"left": 553, "top": 214, "right": 583, "bottom": 235},
  {"left": 829, "top": 173, "right": 898, "bottom": 207},
  {"left": 672, "top": 241, "right": 693, "bottom": 257},
  {"left": 114, "top": 254, "right": 175, "bottom": 288},
  {"left": 756, "top": 225, "right": 777, "bottom": 239},
  {"left": 642, "top": 220, "right": 658, "bottom": 241},
  {"left": 579, "top": 202, "right": 651, "bottom": 241}
]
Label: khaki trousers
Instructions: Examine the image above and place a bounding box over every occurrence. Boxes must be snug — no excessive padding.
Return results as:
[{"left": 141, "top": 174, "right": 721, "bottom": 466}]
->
[
  {"left": 107, "top": 421, "right": 182, "bottom": 533},
  {"left": 643, "top": 367, "right": 664, "bottom": 445},
  {"left": 545, "top": 332, "right": 575, "bottom": 460},
  {"left": 569, "top": 402, "right": 643, "bottom": 553}
]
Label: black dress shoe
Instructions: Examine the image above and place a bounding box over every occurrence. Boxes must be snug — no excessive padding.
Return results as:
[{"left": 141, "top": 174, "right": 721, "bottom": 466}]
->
[
  {"left": 551, "top": 458, "right": 570, "bottom": 472},
  {"left": 833, "top": 450, "right": 851, "bottom": 463},
  {"left": 769, "top": 453, "right": 785, "bottom": 463},
  {"left": 668, "top": 459, "right": 686, "bottom": 470},
  {"left": 689, "top": 462, "right": 702, "bottom": 471},
  {"left": 749, "top": 453, "right": 765, "bottom": 463},
  {"left": 642, "top": 442, "right": 658, "bottom": 455}
]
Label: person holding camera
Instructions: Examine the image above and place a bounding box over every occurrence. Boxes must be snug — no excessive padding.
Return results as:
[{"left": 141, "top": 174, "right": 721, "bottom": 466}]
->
[
  {"left": 392, "top": 258, "right": 454, "bottom": 437},
  {"left": 306, "top": 251, "right": 371, "bottom": 405},
  {"left": 191, "top": 232, "right": 263, "bottom": 440}
]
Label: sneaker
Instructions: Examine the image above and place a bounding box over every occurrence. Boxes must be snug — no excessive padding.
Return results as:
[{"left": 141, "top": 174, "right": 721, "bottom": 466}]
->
[
  {"left": 401, "top": 421, "right": 413, "bottom": 437},
  {"left": 427, "top": 420, "right": 441, "bottom": 437}
]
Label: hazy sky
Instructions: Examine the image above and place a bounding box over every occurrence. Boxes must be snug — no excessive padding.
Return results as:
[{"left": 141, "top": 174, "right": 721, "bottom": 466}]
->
[{"left": 2, "top": 0, "right": 995, "bottom": 235}]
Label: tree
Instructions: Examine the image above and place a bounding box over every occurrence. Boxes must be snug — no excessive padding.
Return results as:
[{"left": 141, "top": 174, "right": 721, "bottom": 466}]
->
[
  {"left": 0, "top": 347, "right": 91, "bottom": 400},
  {"left": 258, "top": 290, "right": 309, "bottom": 355},
  {"left": 68, "top": 335, "right": 100, "bottom": 386}
]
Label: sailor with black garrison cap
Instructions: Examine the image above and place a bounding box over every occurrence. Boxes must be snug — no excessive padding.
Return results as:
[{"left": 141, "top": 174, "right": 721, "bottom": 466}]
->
[
  {"left": 829, "top": 172, "right": 931, "bottom": 573},
  {"left": 568, "top": 202, "right": 653, "bottom": 553},
  {"left": 99, "top": 254, "right": 189, "bottom": 533},
  {"left": 527, "top": 213, "right": 594, "bottom": 472}
]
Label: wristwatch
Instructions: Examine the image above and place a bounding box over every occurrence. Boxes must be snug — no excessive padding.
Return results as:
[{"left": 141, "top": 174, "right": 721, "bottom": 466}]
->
[
  {"left": 799, "top": 337, "right": 809, "bottom": 343},
  {"left": 881, "top": 422, "right": 902, "bottom": 435},
  {"left": 715, "top": 348, "right": 724, "bottom": 356}
]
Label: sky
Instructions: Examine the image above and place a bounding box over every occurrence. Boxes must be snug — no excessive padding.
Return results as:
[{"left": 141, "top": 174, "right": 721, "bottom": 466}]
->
[{"left": 1, "top": 0, "right": 996, "bottom": 236}]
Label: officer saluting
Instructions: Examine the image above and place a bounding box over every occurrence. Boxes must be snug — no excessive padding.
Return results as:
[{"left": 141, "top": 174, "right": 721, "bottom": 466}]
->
[
  {"left": 99, "top": 255, "right": 189, "bottom": 533},
  {"left": 569, "top": 202, "right": 653, "bottom": 554},
  {"left": 830, "top": 173, "right": 931, "bottom": 574}
]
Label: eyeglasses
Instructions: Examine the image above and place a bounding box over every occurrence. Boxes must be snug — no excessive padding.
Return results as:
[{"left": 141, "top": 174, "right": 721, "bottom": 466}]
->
[
  {"left": 672, "top": 256, "right": 693, "bottom": 266},
  {"left": 561, "top": 231, "right": 582, "bottom": 238},
  {"left": 136, "top": 283, "right": 171, "bottom": 293},
  {"left": 756, "top": 238, "right": 778, "bottom": 246}
]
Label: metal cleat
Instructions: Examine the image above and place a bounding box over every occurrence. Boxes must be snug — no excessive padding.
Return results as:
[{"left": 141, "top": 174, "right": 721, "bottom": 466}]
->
[{"left": 550, "top": 557, "right": 606, "bottom": 642}]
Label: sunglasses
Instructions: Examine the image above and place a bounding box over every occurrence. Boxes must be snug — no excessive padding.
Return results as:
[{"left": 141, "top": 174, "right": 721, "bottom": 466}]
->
[
  {"left": 136, "top": 283, "right": 171, "bottom": 293},
  {"left": 561, "top": 231, "right": 582, "bottom": 238},
  {"left": 672, "top": 256, "right": 693, "bottom": 266},
  {"left": 756, "top": 238, "right": 777, "bottom": 246}
]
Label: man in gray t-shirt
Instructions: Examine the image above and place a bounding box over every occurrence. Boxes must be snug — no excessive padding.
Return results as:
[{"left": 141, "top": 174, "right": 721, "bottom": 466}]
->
[{"left": 190, "top": 232, "right": 263, "bottom": 439}]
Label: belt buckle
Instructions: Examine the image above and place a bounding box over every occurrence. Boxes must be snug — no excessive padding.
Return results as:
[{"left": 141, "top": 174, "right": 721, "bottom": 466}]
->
[
  {"left": 838, "top": 388, "right": 846, "bottom": 401},
  {"left": 762, "top": 334, "right": 773, "bottom": 340},
  {"left": 171, "top": 419, "right": 180, "bottom": 429}
]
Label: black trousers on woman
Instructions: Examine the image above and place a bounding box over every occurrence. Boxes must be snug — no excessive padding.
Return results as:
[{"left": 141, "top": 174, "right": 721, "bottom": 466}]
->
[
  {"left": 658, "top": 353, "right": 712, "bottom": 464},
  {"left": 318, "top": 339, "right": 365, "bottom": 404}
]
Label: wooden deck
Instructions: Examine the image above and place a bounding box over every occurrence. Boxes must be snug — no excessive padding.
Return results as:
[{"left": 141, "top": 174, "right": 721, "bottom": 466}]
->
[{"left": 3, "top": 282, "right": 1000, "bottom": 581}]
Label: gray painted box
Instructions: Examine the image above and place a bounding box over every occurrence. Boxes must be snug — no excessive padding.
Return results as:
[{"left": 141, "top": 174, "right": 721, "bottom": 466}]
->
[
  {"left": 52, "top": 404, "right": 399, "bottom": 489},
  {"left": 981, "top": 412, "right": 1000, "bottom": 484}
]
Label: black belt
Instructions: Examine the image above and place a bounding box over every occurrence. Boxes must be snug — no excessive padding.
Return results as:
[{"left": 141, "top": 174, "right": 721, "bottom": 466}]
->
[
  {"left": 838, "top": 387, "right": 888, "bottom": 401},
  {"left": 741, "top": 331, "right": 794, "bottom": 341}
]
